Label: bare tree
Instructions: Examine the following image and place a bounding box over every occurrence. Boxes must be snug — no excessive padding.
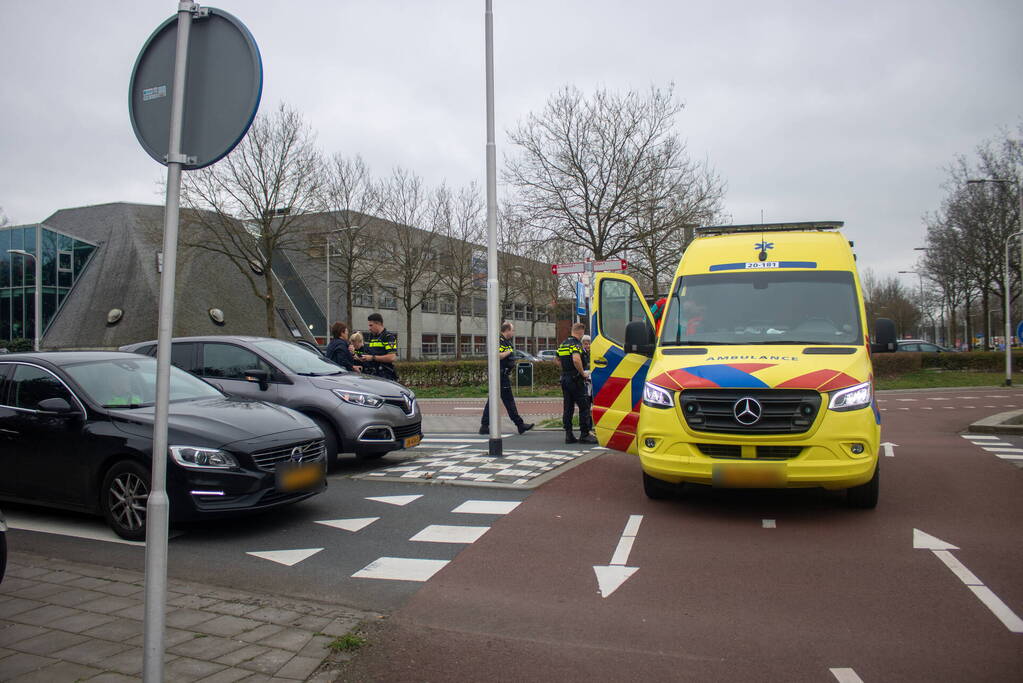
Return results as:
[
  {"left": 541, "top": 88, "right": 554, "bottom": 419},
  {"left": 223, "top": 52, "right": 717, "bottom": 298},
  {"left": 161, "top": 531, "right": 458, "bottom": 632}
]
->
[
  {"left": 506, "top": 85, "right": 698, "bottom": 260},
  {"left": 861, "top": 268, "right": 920, "bottom": 337},
  {"left": 319, "top": 153, "right": 380, "bottom": 328},
  {"left": 629, "top": 162, "right": 726, "bottom": 297},
  {"left": 179, "top": 103, "right": 321, "bottom": 337},
  {"left": 435, "top": 183, "right": 485, "bottom": 359},
  {"left": 377, "top": 168, "right": 441, "bottom": 360}
]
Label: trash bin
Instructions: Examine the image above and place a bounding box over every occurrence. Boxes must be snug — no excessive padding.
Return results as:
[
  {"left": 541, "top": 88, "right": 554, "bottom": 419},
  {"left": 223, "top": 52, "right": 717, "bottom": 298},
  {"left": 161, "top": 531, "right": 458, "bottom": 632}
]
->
[{"left": 516, "top": 361, "right": 533, "bottom": 389}]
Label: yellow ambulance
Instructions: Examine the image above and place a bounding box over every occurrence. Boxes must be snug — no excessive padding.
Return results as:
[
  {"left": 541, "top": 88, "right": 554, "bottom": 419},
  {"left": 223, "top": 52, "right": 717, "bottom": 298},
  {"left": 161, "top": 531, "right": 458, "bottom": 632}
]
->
[{"left": 590, "top": 222, "right": 896, "bottom": 507}]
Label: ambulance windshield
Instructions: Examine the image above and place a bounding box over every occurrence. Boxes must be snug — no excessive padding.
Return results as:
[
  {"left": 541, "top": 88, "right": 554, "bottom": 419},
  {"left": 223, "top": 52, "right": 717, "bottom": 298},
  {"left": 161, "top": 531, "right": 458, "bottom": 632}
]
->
[{"left": 660, "top": 270, "right": 863, "bottom": 346}]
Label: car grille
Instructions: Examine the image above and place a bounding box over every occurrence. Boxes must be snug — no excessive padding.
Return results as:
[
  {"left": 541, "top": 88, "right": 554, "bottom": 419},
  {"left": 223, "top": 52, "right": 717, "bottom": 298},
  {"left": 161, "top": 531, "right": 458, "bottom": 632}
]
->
[
  {"left": 383, "top": 394, "right": 416, "bottom": 416},
  {"left": 393, "top": 421, "right": 422, "bottom": 439},
  {"left": 250, "top": 439, "right": 326, "bottom": 472},
  {"left": 681, "top": 389, "right": 821, "bottom": 435},
  {"left": 696, "top": 444, "right": 804, "bottom": 460}
]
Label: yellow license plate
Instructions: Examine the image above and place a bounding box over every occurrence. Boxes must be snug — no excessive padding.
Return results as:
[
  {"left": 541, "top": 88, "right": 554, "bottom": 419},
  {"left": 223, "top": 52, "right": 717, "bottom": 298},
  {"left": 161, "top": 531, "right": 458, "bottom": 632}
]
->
[
  {"left": 277, "top": 461, "right": 324, "bottom": 492},
  {"left": 404, "top": 434, "right": 422, "bottom": 448},
  {"left": 712, "top": 462, "right": 787, "bottom": 488}
]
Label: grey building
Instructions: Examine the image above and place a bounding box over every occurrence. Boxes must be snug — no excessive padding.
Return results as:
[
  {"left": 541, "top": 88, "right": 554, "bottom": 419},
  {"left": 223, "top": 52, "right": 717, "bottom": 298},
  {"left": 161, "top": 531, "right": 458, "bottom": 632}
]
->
[{"left": 1, "top": 203, "right": 557, "bottom": 356}]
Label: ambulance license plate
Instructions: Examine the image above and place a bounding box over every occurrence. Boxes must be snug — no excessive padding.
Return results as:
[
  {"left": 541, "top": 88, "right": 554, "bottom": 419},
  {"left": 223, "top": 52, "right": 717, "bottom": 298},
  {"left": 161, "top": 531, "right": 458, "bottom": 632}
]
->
[
  {"left": 712, "top": 462, "right": 787, "bottom": 488},
  {"left": 404, "top": 434, "right": 422, "bottom": 448},
  {"left": 276, "top": 461, "right": 324, "bottom": 492}
]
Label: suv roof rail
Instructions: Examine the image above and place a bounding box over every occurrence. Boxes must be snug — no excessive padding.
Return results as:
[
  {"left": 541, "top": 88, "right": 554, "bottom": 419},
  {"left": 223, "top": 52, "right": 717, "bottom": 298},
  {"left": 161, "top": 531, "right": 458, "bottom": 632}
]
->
[{"left": 696, "top": 221, "right": 844, "bottom": 236}]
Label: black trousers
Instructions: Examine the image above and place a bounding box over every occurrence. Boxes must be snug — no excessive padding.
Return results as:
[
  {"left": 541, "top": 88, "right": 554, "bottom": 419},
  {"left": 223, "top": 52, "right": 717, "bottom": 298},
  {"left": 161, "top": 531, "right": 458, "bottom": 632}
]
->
[
  {"left": 561, "top": 375, "right": 593, "bottom": 434},
  {"left": 481, "top": 373, "right": 523, "bottom": 427}
]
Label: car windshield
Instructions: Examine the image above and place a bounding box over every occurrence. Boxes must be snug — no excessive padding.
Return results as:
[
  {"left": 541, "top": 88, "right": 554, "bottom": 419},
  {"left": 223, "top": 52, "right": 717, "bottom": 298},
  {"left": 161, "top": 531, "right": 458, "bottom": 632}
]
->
[
  {"left": 63, "top": 357, "right": 223, "bottom": 408},
  {"left": 659, "top": 270, "right": 863, "bottom": 346},
  {"left": 253, "top": 339, "right": 344, "bottom": 376}
]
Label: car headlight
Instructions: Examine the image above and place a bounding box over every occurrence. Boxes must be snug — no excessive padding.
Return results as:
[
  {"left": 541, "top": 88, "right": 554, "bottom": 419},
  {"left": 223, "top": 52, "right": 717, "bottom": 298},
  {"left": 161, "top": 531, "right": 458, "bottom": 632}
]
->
[
  {"left": 828, "top": 381, "right": 872, "bottom": 412},
  {"left": 643, "top": 381, "right": 675, "bottom": 408},
  {"left": 169, "top": 446, "right": 238, "bottom": 469},
  {"left": 332, "top": 389, "right": 384, "bottom": 408}
]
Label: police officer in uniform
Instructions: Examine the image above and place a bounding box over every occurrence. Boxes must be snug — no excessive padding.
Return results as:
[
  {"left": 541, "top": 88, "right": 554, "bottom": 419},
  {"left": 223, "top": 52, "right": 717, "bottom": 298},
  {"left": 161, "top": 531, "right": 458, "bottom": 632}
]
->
[
  {"left": 480, "top": 322, "right": 534, "bottom": 436},
  {"left": 358, "top": 313, "right": 399, "bottom": 381},
  {"left": 558, "top": 322, "right": 596, "bottom": 444}
]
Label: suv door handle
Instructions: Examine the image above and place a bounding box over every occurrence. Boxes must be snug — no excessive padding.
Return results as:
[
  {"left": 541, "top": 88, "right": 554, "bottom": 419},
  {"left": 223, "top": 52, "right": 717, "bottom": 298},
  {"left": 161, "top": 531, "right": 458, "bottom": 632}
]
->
[{"left": 593, "top": 358, "right": 607, "bottom": 367}]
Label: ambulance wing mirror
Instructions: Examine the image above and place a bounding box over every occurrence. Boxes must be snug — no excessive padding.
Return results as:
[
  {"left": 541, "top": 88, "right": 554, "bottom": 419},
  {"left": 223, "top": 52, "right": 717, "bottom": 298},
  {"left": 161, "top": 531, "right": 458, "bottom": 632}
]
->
[
  {"left": 625, "top": 321, "right": 655, "bottom": 356},
  {"left": 871, "top": 318, "right": 897, "bottom": 353}
]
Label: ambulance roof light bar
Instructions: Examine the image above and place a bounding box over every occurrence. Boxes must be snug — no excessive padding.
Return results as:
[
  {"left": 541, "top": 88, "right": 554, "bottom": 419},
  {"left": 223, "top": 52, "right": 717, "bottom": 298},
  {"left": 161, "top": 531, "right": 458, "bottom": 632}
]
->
[{"left": 696, "top": 221, "right": 844, "bottom": 236}]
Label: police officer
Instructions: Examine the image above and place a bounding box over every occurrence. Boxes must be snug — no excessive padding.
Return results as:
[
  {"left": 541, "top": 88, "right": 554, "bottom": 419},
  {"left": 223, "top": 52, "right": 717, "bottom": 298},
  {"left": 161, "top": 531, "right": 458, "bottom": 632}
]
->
[
  {"left": 558, "top": 322, "right": 596, "bottom": 444},
  {"left": 358, "top": 313, "right": 399, "bottom": 381},
  {"left": 480, "top": 322, "right": 534, "bottom": 436}
]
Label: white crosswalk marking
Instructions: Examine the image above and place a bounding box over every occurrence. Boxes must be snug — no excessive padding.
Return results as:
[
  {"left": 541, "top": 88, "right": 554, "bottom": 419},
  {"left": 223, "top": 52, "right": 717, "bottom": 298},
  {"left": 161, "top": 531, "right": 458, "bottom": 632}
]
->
[
  {"left": 410, "top": 525, "right": 490, "bottom": 544},
  {"left": 452, "top": 500, "right": 521, "bottom": 515},
  {"left": 353, "top": 557, "right": 449, "bottom": 581}
]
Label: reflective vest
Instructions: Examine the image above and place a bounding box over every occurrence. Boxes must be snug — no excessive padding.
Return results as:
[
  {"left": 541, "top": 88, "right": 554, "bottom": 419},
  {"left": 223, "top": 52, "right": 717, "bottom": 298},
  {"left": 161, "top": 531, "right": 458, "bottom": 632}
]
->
[{"left": 557, "top": 336, "right": 583, "bottom": 378}]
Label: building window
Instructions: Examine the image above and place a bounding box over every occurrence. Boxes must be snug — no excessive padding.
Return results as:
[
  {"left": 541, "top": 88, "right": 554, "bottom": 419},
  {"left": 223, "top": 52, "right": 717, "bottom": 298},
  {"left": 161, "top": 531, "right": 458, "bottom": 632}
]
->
[
  {"left": 353, "top": 284, "right": 374, "bottom": 308},
  {"left": 440, "top": 294, "right": 455, "bottom": 315},
  {"left": 502, "top": 302, "right": 513, "bottom": 320},
  {"left": 276, "top": 308, "right": 303, "bottom": 338},
  {"left": 472, "top": 296, "right": 486, "bottom": 318},
  {"left": 422, "top": 294, "right": 437, "bottom": 313},
  {"left": 514, "top": 336, "right": 526, "bottom": 351},
  {"left": 440, "top": 334, "right": 455, "bottom": 356},
  {"left": 459, "top": 334, "right": 472, "bottom": 355},
  {"left": 474, "top": 335, "right": 486, "bottom": 355},
  {"left": 421, "top": 333, "right": 438, "bottom": 355},
  {"left": 459, "top": 296, "right": 472, "bottom": 316},
  {"left": 379, "top": 286, "right": 398, "bottom": 310},
  {"left": 514, "top": 303, "right": 526, "bottom": 320}
]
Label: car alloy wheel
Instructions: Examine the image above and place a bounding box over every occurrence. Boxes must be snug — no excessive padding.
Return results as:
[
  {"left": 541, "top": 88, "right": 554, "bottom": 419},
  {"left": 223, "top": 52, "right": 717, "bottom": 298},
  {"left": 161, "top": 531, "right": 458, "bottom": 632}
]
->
[{"left": 102, "top": 461, "right": 150, "bottom": 541}]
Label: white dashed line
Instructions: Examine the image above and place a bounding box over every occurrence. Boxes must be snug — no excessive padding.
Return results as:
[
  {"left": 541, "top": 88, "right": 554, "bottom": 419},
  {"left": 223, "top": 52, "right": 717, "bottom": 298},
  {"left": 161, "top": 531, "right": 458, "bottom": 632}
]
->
[
  {"left": 410, "top": 524, "right": 490, "bottom": 544},
  {"left": 896, "top": 398, "right": 918, "bottom": 402},
  {"left": 762, "top": 519, "right": 776, "bottom": 528},
  {"left": 995, "top": 454, "right": 1023, "bottom": 460},
  {"left": 927, "top": 397, "right": 950, "bottom": 401},
  {"left": 352, "top": 557, "right": 449, "bottom": 582},
  {"left": 452, "top": 500, "right": 522, "bottom": 515},
  {"left": 962, "top": 435, "right": 1000, "bottom": 440}
]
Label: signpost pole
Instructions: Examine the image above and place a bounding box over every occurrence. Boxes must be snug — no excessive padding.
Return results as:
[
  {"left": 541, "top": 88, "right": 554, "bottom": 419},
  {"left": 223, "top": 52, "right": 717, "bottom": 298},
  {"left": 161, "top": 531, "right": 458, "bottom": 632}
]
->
[
  {"left": 142, "top": 5, "right": 193, "bottom": 681},
  {"left": 484, "top": 0, "right": 502, "bottom": 456}
]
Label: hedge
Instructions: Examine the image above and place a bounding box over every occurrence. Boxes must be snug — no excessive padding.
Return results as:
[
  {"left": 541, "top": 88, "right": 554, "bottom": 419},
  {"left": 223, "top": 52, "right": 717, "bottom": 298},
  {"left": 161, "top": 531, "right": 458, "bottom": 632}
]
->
[
  {"left": 2, "top": 338, "right": 32, "bottom": 352},
  {"left": 871, "top": 350, "right": 1023, "bottom": 377},
  {"left": 395, "top": 359, "right": 561, "bottom": 388}
]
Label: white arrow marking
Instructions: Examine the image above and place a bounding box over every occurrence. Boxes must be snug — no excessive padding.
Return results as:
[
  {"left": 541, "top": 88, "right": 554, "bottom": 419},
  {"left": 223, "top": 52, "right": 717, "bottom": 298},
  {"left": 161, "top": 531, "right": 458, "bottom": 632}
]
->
[
  {"left": 366, "top": 494, "right": 423, "bottom": 506},
  {"left": 247, "top": 548, "right": 323, "bottom": 566},
  {"left": 315, "top": 517, "right": 379, "bottom": 532},
  {"left": 913, "top": 528, "right": 1023, "bottom": 633},
  {"left": 881, "top": 442, "right": 898, "bottom": 458},
  {"left": 593, "top": 514, "right": 642, "bottom": 598}
]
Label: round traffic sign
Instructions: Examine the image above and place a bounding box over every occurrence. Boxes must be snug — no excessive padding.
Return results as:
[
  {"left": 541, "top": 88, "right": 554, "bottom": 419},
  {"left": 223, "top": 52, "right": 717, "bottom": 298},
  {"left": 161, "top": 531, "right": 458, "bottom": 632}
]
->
[{"left": 129, "top": 8, "right": 262, "bottom": 169}]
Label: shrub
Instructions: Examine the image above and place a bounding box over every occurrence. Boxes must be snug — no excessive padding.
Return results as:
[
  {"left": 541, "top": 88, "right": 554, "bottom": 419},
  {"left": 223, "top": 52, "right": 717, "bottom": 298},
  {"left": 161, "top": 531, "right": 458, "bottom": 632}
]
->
[
  {"left": 869, "top": 352, "right": 921, "bottom": 378},
  {"left": 6, "top": 338, "right": 33, "bottom": 352}
]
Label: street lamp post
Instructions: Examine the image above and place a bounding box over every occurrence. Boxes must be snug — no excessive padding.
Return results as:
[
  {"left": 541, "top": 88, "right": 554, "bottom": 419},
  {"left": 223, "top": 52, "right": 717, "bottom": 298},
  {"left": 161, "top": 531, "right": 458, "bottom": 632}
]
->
[
  {"left": 7, "top": 224, "right": 42, "bottom": 351},
  {"left": 967, "top": 178, "right": 1023, "bottom": 386}
]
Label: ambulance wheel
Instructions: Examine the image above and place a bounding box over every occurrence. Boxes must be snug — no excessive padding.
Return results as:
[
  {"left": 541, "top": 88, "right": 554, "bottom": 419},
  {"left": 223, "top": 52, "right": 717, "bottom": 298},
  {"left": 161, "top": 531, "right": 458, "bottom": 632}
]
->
[
  {"left": 846, "top": 462, "right": 879, "bottom": 509},
  {"left": 643, "top": 472, "right": 676, "bottom": 500}
]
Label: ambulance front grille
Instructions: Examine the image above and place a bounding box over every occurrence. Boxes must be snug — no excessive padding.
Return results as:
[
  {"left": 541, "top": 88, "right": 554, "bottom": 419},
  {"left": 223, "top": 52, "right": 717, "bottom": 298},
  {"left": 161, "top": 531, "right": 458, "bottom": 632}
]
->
[{"left": 680, "top": 389, "right": 821, "bottom": 435}]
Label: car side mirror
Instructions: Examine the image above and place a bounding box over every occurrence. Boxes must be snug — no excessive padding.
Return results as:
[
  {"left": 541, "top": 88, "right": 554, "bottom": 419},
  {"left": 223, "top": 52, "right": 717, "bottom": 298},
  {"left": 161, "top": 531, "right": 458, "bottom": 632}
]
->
[
  {"left": 871, "top": 318, "right": 897, "bottom": 353},
  {"left": 244, "top": 368, "right": 270, "bottom": 391},
  {"left": 624, "top": 321, "right": 655, "bottom": 356},
  {"left": 37, "top": 397, "right": 77, "bottom": 415}
]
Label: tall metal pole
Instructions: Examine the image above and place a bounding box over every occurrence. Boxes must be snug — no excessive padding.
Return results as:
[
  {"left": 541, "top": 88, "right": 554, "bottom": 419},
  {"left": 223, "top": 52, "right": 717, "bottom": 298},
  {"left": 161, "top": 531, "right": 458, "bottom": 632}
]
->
[
  {"left": 484, "top": 0, "right": 502, "bottom": 456},
  {"left": 326, "top": 236, "right": 331, "bottom": 335},
  {"left": 33, "top": 224, "right": 41, "bottom": 351},
  {"left": 1005, "top": 231, "right": 1023, "bottom": 387},
  {"left": 143, "top": 4, "right": 193, "bottom": 680}
]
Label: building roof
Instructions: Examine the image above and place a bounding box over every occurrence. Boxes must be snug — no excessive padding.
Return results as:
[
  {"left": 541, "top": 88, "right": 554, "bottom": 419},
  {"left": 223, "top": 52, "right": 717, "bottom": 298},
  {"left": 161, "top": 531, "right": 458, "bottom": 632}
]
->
[{"left": 40, "top": 202, "right": 314, "bottom": 349}]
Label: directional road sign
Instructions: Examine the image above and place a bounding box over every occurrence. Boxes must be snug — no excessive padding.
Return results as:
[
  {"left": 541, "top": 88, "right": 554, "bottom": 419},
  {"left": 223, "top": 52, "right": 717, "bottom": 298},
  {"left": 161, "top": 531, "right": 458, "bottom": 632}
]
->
[
  {"left": 592, "top": 258, "right": 628, "bottom": 272},
  {"left": 552, "top": 258, "right": 627, "bottom": 276},
  {"left": 551, "top": 261, "right": 587, "bottom": 275}
]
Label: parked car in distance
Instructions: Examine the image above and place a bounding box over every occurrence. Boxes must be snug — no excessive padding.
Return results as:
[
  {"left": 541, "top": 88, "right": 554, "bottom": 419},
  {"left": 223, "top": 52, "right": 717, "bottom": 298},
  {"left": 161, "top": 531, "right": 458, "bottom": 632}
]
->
[
  {"left": 0, "top": 352, "right": 326, "bottom": 541},
  {"left": 537, "top": 349, "right": 558, "bottom": 362},
  {"left": 120, "top": 336, "right": 422, "bottom": 466},
  {"left": 510, "top": 349, "right": 540, "bottom": 362},
  {"left": 0, "top": 508, "right": 7, "bottom": 583},
  {"left": 897, "top": 339, "right": 954, "bottom": 352}
]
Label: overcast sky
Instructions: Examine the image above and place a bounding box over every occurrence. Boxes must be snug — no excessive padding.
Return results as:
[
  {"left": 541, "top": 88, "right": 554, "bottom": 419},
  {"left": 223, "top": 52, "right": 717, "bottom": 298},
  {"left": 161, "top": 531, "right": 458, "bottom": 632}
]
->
[{"left": 2, "top": 0, "right": 1021, "bottom": 285}]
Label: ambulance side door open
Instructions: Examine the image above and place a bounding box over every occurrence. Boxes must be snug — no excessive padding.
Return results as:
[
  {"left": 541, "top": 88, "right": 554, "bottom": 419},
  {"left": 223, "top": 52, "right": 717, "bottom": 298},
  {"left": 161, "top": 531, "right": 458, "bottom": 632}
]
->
[{"left": 591, "top": 273, "right": 654, "bottom": 454}]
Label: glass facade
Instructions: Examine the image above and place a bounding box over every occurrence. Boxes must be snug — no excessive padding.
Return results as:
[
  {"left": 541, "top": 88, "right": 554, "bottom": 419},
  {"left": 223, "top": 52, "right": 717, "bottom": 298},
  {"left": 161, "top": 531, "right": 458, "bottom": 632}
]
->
[{"left": 0, "top": 225, "right": 96, "bottom": 342}]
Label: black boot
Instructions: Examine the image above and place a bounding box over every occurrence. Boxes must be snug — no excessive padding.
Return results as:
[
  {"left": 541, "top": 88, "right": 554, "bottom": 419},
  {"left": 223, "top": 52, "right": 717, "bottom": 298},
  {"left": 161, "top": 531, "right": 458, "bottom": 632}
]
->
[
  {"left": 518, "top": 422, "right": 534, "bottom": 434},
  {"left": 565, "top": 431, "right": 578, "bottom": 444},
  {"left": 578, "top": 433, "right": 597, "bottom": 444}
]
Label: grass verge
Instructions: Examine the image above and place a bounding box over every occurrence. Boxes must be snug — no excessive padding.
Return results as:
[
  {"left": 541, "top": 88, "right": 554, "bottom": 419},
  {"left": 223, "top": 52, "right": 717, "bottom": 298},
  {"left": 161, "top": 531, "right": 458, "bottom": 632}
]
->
[
  {"left": 876, "top": 370, "right": 1022, "bottom": 390},
  {"left": 413, "top": 385, "right": 562, "bottom": 398}
]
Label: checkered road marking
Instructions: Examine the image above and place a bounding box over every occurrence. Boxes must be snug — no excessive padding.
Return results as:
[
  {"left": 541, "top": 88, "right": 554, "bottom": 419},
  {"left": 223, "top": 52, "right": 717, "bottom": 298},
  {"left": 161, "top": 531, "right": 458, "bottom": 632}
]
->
[{"left": 358, "top": 449, "right": 586, "bottom": 487}]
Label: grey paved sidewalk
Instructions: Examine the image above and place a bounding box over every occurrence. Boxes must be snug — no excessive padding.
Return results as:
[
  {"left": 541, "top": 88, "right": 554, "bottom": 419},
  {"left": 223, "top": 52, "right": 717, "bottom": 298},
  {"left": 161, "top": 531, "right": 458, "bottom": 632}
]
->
[{"left": 0, "top": 552, "right": 376, "bottom": 682}]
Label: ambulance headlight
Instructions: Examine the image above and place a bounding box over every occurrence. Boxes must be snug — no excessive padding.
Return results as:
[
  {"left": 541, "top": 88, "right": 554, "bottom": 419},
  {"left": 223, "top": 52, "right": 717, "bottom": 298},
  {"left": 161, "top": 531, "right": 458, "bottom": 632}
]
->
[
  {"left": 643, "top": 382, "right": 675, "bottom": 408},
  {"left": 828, "top": 381, "right": 872, "bottom": 412}
]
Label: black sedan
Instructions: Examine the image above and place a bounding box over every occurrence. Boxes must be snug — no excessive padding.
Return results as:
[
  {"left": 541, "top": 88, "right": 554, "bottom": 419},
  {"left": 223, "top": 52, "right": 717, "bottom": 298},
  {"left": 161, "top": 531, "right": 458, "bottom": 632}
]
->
[{"left": 0, "top": 352, "right": 326, "bottom": 540}]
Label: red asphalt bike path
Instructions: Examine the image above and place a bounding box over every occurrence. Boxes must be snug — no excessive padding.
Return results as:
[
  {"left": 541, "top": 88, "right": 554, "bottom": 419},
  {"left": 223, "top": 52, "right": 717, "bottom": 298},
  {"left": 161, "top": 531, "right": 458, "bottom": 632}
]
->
[{"left": 341, "top": 389, "right": 1023, "bottom": 682}]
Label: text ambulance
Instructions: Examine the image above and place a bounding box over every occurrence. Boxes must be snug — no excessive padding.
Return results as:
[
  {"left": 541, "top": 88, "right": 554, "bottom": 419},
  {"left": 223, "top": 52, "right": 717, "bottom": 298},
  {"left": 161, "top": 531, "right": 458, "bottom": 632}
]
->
[{"left": 590, "top": 222, "right": 896, "bottom": 508}]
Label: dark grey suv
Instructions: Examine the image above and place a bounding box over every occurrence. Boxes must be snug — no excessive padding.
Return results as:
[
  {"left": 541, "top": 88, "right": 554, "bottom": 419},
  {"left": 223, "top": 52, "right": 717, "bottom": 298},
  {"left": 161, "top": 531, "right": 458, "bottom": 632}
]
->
[{"left": 121, "top": 336, "right": 422, "bottom": 466}]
